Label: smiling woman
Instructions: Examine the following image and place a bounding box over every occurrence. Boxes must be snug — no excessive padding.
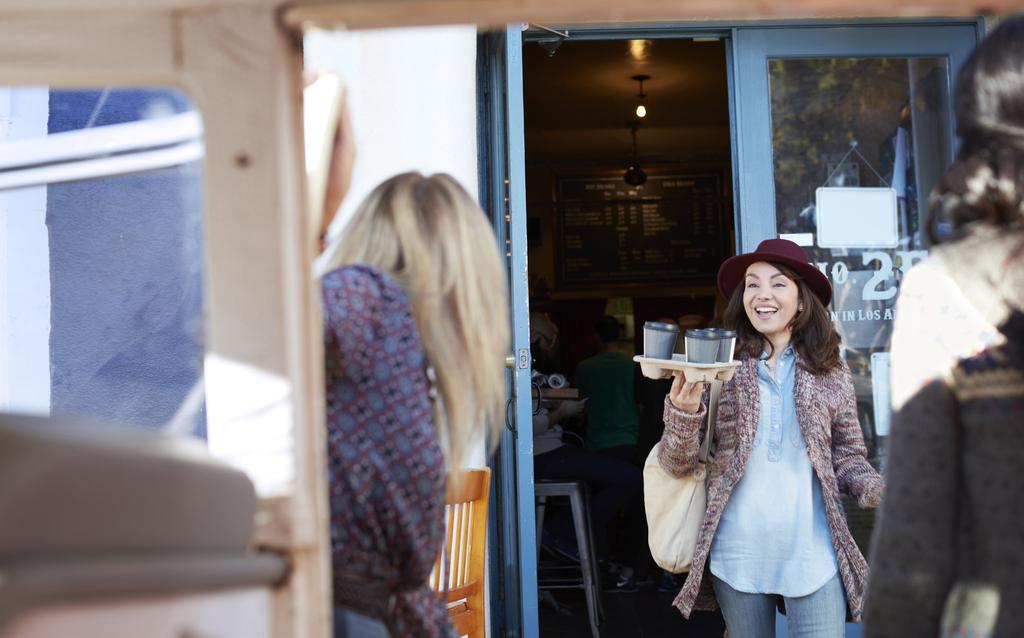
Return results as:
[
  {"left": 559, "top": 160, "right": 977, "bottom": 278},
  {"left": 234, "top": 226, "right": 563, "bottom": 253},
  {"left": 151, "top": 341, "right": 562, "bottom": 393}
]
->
[{"left": 660, "top": 237, "right": 883, "bottom": 636}]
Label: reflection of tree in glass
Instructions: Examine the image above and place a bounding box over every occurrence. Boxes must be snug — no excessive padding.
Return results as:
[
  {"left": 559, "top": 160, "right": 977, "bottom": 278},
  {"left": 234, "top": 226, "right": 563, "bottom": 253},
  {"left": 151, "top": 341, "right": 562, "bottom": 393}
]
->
[{"left": 768, "top": 58, "right": 909, "bottom": 234}]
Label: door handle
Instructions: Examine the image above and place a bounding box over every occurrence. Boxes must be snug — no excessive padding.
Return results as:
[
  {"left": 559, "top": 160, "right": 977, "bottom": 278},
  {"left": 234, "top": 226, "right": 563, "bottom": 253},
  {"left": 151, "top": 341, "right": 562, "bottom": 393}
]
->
[{"left": 505, "top": 355, "right": 516, "bottom": 369}]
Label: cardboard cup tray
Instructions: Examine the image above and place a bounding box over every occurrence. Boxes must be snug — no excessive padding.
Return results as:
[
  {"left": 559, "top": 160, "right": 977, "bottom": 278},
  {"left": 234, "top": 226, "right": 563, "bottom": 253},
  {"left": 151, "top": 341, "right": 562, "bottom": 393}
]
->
[{"left": 633, "top": 354, "right": 741, "bottom": 382}]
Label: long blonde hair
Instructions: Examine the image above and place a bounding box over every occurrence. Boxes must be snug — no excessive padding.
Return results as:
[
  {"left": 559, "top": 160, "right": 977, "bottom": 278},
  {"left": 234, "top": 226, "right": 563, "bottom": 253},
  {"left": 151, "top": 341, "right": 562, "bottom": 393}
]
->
[{"left": 323, "top": 172, "right": 509, "bottom": 469}]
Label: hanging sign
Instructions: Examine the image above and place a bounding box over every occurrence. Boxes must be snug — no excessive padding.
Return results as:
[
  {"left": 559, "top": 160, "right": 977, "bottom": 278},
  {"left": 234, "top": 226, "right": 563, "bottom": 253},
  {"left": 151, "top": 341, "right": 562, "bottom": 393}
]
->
[{"left": 815, "top": 186, "right": 899, "bottom": 249}]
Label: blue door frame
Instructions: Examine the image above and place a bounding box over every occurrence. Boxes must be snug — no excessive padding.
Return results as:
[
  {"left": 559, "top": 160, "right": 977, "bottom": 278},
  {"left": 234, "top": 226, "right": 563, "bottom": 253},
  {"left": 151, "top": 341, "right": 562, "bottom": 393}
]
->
[
  {"left": 487, "top": 18, "right": 980, "bottom": 638},
  {"left": 504, "top": 22, "right": 541, "bottom": 638},
  {"left": 478, "top": 25, "right": 539, "bottom": 638}
]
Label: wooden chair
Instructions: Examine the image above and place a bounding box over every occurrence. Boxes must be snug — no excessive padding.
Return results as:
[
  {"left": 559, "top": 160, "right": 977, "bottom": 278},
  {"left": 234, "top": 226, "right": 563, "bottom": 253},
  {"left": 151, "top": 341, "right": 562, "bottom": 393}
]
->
[{"left": 428, "top": 467, "right": 491, "bottom": 638}]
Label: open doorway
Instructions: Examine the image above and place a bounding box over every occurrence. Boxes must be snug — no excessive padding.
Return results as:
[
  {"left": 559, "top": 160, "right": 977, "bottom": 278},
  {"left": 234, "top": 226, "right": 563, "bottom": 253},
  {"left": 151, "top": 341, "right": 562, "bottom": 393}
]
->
[{"left": 523, "top": 34, "right": 734, "bottom": 637}]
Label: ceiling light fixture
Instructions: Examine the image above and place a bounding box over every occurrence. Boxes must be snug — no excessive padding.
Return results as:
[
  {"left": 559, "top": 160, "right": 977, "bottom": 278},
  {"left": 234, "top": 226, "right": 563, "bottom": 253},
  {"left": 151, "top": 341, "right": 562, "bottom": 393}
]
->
[
  {"left": 624, "top": 122, "right": 647, "bottom": 187},
  {"left": 632, "top": 74, "right": 650, "bottom": 119}
]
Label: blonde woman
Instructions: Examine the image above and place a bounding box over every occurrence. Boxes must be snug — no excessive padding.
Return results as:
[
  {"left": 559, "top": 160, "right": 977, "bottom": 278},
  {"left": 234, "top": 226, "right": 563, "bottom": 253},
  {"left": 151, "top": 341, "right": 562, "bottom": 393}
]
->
[{"left": 320, "top": 173, "right": 509, "bottom": 637}]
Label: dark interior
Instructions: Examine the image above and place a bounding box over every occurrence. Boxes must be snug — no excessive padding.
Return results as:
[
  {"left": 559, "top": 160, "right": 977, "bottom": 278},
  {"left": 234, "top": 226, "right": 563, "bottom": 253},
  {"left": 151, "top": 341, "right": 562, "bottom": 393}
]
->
[{"left": 525, "top": 36, "right": 735, "bottom": 373}]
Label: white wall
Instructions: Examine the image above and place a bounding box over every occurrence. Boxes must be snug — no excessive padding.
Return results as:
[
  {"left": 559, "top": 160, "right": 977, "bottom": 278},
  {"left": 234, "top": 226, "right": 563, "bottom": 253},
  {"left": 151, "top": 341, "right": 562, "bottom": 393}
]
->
[
  {"left": 0, "top": 87, "right": 51, "bottom": 414},
  {"left": 305, "top": 26, "right": 486, "bottom": 470},
  {"left": 304, "top": 25, "right": 480, "bottom": 234}
]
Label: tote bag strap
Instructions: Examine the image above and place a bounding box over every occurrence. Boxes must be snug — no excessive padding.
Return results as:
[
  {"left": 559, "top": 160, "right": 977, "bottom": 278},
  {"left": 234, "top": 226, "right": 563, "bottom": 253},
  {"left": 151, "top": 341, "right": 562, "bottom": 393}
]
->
[{"left": 697, "top": 379, "right": 724, "bottom": 464}]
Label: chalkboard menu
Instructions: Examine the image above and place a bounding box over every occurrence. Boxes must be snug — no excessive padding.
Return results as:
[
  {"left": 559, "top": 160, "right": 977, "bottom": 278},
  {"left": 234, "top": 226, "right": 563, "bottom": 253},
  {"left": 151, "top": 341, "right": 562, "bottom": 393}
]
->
[{"left": 555, "top": 174, "right": 724, "bottom": 286}]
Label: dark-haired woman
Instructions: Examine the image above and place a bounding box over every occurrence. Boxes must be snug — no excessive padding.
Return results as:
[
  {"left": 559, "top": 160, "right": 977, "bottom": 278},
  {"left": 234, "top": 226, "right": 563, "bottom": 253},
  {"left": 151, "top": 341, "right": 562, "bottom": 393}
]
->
[
  {"left": 658, "top": 238, "right": 884, "bottom": 637},
  {"left": 864, "top": 16, "right": 1024, "bottom": 638}
]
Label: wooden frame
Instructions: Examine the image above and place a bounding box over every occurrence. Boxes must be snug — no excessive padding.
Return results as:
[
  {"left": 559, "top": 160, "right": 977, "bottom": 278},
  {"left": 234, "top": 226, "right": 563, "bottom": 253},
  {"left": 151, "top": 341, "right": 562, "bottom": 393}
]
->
[
  {"left": 0, "top": 7, "right": 329, "bottom": 638},
  {"left": 281, "top": 1, "right": 992, "bottom": 31}
]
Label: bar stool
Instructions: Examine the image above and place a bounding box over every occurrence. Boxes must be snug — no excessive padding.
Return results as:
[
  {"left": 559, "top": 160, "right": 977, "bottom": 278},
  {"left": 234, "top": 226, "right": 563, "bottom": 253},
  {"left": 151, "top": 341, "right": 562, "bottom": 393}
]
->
[{"left": 535, "top": 479, "right": 602, "bottom": 638}]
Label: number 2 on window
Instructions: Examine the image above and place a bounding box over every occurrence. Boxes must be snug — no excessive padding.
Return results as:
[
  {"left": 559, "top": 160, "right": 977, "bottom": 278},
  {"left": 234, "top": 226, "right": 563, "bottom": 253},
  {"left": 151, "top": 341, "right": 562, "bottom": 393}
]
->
[{"left": 861, "top": 251, "right": 897, "bottom": 301}]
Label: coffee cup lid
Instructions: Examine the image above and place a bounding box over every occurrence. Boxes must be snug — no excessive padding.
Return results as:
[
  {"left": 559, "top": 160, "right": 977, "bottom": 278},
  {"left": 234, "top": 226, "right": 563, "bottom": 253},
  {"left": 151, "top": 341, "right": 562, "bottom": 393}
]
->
[
  {"left": 645, "top": 321, "right": 678, "bottom": 331},
  {"left": 685, "top": 328, "right": 716, "bottom": 339}
]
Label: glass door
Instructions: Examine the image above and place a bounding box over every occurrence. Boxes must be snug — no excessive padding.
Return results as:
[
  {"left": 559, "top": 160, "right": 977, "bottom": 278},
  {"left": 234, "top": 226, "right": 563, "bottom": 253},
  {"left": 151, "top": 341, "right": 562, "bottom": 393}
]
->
[
  {"left": 732, "top": 22, "right": 977, "bottom": 621},
  {"left": 734, "top": 21, "right": 977, "bottom": 464}
]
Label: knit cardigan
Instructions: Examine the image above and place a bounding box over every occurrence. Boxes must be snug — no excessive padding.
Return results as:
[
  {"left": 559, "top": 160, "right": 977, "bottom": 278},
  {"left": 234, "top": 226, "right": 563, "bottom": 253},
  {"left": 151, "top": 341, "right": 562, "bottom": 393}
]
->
[
  {"left": 658, "top": 356, "right": 885, "bottom": 621},
  {"left": 864, "top": 331, "right": 1024, "bottom": 637}
]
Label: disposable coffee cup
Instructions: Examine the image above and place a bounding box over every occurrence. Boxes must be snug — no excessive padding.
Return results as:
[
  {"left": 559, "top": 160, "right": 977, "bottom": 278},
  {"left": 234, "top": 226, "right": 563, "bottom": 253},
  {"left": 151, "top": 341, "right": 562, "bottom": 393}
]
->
[
  {"left": 643, "top": 321, "right": 679, "bottom": 360},
  {"left": 717, "top": 330, "right": 737, "bottom": 363},
  {"left": 547, "top": 373, "right": 568, "bottom": 389},
  {"left": 685, "top": 329, "right": 719, "bottom": 364}
]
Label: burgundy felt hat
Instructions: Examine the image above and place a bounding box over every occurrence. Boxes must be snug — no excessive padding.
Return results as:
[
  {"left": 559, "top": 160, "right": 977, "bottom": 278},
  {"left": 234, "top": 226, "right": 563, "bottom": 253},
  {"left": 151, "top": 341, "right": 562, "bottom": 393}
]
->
[{"left": 717, "top": 238, "right": 832, "bottom": 305}]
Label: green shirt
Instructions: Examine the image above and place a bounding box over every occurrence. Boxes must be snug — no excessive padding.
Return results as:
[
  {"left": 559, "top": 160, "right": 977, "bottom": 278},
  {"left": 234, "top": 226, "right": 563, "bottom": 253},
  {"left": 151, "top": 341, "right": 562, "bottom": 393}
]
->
[{"left": 574, "top": 350, "right": 639, "bottom": 450}]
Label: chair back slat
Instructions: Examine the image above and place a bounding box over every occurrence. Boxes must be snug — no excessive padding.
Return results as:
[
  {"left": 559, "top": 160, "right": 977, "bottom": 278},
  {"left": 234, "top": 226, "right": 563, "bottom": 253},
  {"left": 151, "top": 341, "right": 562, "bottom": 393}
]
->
[
  {"left": 428, "top": 555, "right": 440, "bottom": 591},
  {"left": 458, "top": 502, "right": 471, "bottom": 586},
  {"left": 450, "top": 504, "right": 459, "bottom": 589}
]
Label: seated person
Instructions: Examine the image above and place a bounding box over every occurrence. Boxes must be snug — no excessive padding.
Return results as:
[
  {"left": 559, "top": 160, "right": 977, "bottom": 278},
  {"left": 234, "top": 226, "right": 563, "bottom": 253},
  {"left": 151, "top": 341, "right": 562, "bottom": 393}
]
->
[
  {"left": 531, "top": 315, "right": 642, "bottom": 589},
  {"left": 574, "top": 315, "right": 654, "bottom": 590},
  {"left": 574, "top": 315, "right": 639, "bottom": 462},
  {"left": 533, "top": 396, "right": 641, "bottom": 568}
]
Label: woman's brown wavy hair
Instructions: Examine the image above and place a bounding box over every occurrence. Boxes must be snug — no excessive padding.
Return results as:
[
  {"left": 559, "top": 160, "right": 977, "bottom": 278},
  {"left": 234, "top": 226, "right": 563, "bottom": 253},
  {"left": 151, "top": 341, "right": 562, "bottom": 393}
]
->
[{"left": 723, "top": 261, "right": 842, "bottom": 376}]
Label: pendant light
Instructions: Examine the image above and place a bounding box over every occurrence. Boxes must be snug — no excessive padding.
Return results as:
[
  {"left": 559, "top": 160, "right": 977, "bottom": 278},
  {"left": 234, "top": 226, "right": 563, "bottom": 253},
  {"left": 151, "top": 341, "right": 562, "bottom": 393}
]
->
[
  {"left": 624, "top": 122, "right": 647, "bottom": 187},
  {"left": 632, "top": 74, "right": 650, "bottom": 119}
]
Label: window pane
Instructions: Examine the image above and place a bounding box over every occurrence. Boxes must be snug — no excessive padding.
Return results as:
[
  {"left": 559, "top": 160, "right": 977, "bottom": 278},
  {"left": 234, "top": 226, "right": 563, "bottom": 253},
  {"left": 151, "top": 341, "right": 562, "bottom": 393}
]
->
[
  {"left": 767, "top": 56, "right": 955, "bottom": 558},
  {"left": 0, "top": 87, "right": 206, "bottom": 436},
  {"left": 768, "top": 57, "right": 952, "bottom": 469},
  {"left": 48, "top": 87, "right": 194, "bottom": 133}
]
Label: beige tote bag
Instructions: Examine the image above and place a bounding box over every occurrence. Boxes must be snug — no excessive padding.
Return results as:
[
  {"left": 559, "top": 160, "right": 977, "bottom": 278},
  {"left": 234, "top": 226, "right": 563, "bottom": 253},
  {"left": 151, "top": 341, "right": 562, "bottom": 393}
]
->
[{"left": 644, "top": 379, "right": 722, "bottom": 574}]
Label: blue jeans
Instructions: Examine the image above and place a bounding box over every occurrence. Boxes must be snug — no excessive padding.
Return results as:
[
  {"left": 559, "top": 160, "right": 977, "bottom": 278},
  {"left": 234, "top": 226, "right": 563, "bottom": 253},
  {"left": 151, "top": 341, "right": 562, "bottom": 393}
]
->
[
  {"left": 711, "top": 573, "right": 846, "bottom": 638},
  {"left": 333, "top": 607, "right": 389, "bottom": 638}
]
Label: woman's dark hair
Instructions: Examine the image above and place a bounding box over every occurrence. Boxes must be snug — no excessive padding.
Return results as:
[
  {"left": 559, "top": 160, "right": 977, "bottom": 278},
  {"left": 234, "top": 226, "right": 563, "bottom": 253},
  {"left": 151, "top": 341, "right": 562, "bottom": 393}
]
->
[
  {"left": 723, "top": 262, "right": 842, "bottom": 376},
  {"left": 927, "top": 16, "right": 1024, "bottom": 246}
]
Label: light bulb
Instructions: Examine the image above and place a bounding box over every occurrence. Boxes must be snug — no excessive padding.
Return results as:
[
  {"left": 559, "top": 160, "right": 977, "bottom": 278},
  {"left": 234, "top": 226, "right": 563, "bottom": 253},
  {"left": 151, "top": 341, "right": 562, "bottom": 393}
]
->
[{"left": 636, "top": 104, "right": 647, "bottom": 118}]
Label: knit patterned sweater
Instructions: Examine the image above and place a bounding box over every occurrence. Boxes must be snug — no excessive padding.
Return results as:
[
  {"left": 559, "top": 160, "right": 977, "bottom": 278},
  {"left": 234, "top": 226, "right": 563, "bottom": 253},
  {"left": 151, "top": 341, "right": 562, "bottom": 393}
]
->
[
  {"left": 658, "top": 356, "right": 884, "bottom": 621},
  {"left": 864, "top": 333, "right": 1024, "bottom": 637},
  {"left": 864, "top": 227, "right": 1024, "bottom": 637}
]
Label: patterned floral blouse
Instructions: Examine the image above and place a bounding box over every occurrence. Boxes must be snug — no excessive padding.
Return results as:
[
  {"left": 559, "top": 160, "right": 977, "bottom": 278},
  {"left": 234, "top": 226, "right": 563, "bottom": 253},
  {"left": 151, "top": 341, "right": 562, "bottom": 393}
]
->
[{"left": 322, "top": 265, "right": 453, "bottom": 638}]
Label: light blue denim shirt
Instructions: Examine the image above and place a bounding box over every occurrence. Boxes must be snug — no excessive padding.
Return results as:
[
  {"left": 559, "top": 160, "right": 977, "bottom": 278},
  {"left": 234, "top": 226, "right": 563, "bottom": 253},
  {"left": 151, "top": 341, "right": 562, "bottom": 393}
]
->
[{"left": 709, "top": 344, "right": 838, "bottom": 596}]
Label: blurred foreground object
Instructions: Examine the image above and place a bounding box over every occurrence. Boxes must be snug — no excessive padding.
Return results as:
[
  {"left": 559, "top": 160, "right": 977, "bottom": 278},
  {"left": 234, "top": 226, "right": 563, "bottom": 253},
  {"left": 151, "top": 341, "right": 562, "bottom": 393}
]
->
[
  {"left": 865, "top": 15, "right": 1024, "bottom": 638},
  {"left": 0, "top": 415, "right": 285, "bottom": 637}
]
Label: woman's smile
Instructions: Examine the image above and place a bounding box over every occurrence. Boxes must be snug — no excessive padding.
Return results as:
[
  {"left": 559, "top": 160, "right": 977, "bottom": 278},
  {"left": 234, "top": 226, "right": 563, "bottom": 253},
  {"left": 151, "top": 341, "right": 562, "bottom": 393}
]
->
[{"left": 753, "top": 304, "right": 779, "bottom": 321}]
